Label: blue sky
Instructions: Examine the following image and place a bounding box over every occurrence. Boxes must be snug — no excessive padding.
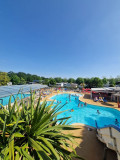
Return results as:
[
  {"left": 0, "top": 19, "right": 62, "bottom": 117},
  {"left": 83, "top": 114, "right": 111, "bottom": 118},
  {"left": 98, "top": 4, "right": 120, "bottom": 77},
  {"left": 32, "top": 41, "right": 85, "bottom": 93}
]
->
[{"left": 0, "top": 0, "right": 120, "bottom": 78}]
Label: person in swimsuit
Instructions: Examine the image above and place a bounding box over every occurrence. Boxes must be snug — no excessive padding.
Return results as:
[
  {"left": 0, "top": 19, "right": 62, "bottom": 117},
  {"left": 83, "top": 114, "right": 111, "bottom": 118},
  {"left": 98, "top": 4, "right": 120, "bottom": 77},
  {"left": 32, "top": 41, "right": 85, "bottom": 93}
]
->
[
  {"left": 70, "top": 109, "right": 74, "bottom": 112},
  {"left": 97, "top": 110, "right": 100, "bottom": 114},
  {"left": 115, "top": 119, "right": 119, "bottom": 126}
]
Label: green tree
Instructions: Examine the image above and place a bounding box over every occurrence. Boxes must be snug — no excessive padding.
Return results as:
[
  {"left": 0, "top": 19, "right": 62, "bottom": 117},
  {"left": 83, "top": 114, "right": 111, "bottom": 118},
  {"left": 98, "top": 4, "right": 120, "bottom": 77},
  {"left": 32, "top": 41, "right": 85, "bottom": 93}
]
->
[
  {"left": 109, "top": 78, "right": 116, "bottom": 87},
  {"left": 26, "top": 73, "right": 33, "bottom": 82},
  {"left": 91, "top": 77, "right": 103, "bottom": 88},
  {"left": 8, "top": 71, "right": 16, "bottom": 78},
  {"left": 0, "top": 94, "right": 83, "bottom": 159},
  {"left": 32, "top": 75, "right": 41, "bottom": 81},
  {"left": 102, "top": 77, "right": 108, "bottom": 86},
  {"left": 115, "top": 76, "right": 120, "bottom": 83},
  {"left": 20, "top": 77, "right": 26, "bottom": 84},
  {"left": 76, "top": 77, "right": 84, "bottom": 85},
  {"left": 0, "top": 72, "right": 10, "bottom": 86},
  {"left": 68, "top": 78, "right": 75, "bottom": 83},
  {"left": 49, "top": 78, "right": 56, "bottom": 85},
  {"left": 54, "top": 77, "right": 62, "bottom": 83},
  {"left": 84, "top": 78, "right": 91, "bottom": 88},
  {"left": 43, "top": 78, "right": 50, "bottom": 85},
  {"left": 63, "top": 78, "right": 68, "bottom": 82},
  {"left": 17, "top": 72, "right": 27, "bottom": 81},
  {"left": 11, "top": 75, "right": 20, "bottom": 85}
]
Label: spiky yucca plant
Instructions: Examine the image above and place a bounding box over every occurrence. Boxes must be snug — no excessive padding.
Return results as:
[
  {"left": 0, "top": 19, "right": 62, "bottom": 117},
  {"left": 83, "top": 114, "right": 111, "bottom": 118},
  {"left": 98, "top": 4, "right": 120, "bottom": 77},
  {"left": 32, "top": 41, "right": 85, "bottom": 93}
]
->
[{"left": 0, "top": 93, "right": 83, "bottom": 160}]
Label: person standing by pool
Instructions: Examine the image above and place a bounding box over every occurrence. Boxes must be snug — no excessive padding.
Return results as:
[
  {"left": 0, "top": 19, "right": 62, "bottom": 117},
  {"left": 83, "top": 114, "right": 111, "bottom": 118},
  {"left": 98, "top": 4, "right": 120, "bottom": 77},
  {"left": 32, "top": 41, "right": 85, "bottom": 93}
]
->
[{"left": 69, "top": 94, "right": 71, "bottom": 102}]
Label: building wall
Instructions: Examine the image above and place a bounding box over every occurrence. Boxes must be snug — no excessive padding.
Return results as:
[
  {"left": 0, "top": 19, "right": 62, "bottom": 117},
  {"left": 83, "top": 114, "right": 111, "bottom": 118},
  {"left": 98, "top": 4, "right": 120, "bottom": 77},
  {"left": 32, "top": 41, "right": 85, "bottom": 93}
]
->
[{"left": 97, "top": 127, "right": 120, "bottom": 160}]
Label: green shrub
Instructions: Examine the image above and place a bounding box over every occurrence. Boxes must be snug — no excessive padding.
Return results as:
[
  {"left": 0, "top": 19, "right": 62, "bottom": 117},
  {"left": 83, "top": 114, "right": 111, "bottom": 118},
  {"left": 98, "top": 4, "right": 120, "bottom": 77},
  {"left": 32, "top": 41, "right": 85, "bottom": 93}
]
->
[{"left": 0, "top": 92, "right": 83, "bottom": 160}]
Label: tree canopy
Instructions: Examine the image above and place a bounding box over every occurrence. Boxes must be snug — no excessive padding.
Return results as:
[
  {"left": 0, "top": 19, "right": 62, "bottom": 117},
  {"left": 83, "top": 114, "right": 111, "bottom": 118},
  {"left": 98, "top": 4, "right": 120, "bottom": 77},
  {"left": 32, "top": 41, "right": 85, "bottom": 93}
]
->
[
  {"left": 49, "top": 78, "right": 56, "bottom": 85},
  {"left": 68, "top": 78, "right": 75, "bottom": 83},
  {"left": 76, "top": 77, "right": 84, "bottom": 85},
  {"left": 0, "top": 72, "right": 10, "bottom": 86},
  {"left": 0, "top": 71, "right": 120, "bottom": 88}
]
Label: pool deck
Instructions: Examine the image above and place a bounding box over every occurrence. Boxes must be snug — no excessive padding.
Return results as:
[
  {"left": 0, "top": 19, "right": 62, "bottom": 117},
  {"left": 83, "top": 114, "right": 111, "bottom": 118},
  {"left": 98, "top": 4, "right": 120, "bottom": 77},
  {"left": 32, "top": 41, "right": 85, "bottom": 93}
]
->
[
  {"left": 79, "top": 93, "right": 120, "bottom": 111},
  {"left": 66, "top": 125, "right": 117, "bottom": 160}
]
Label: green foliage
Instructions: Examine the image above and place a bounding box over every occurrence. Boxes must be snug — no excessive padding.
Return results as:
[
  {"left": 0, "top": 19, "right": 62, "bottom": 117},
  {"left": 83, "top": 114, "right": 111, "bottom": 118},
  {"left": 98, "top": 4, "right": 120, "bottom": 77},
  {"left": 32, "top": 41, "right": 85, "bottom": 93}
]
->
[
  {"left": 8, "top": 72, "right": 42, "bottom": 85},
  {"left": 109, "top": 78, "right": 116, "bottom": 87},
  {"left": 54, "top": 77, "right": 62, "bottom": 83},
  {"left": 17, "top": 72, "right": 27, "bottom": 81},
  {"left": 49, "top": 78, "right": 56, "bottom": 85},
  {"left": 102, "top": 77, "right": 108, "bottom": 85},
  {"left": 63, "top": 78, "right": 68, "bottom": 82},
  {"left": 0, "top": 94, "right": 83, "bottom": 160},
  {"left": 115, "top": 76, "right": 120, "bottom": 83},
  {"left": 43, "top": 78, "right": 50, "bottom": 85},
  {"left": 68, "top": 78, "right": 75, "bottom": 83},
  {"left": 26, "top": 73, "right": 34, "bottom": 82},
  {"left": 0, "top": 72, "right": 10, "bottom": 86},
  {"left": 20, "top": 77, "right": 26, "bottom": 84},
  {"left": 76, "top": 78, "right": 84, "bottom": 85},
  {"left": 3, "top": 71, "right": 120, "bottom": 88},
  {"left": 91, "top": 77, "right": 103, "bottom": 88},
  {"left": 10, "top": 75, "right": 20, "bottom": 85}
]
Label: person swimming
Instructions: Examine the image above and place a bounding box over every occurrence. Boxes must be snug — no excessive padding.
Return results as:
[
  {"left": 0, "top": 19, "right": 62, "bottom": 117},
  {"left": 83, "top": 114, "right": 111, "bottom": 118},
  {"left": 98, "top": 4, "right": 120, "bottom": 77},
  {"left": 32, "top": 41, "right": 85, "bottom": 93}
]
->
[
  {"left": 84, "top": 102, "right": 87, "bottom": 106},
  {"left": 70, "top": 109, "right": 74, "bottom": 112},
  {"left": 66, "top": 100, "right": 68, "bottom": 103},
  {"left": 115, "top": 119, "right": 119, "bottom": 126},
  {"left": 97, "top": 110, "right": 100, "bottom": 114},
  {"left": 78, "top": 102, "right": 80, "bottom": 107},
  {"left": 81, "top": 104, "right": 83, "bottom": 107}
]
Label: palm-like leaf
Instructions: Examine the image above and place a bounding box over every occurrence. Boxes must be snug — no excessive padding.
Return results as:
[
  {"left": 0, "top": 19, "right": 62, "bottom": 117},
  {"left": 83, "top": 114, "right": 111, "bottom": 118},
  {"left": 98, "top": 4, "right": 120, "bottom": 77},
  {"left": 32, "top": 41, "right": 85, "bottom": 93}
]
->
[{"left": 0, "top": 92, "right": 84, "bottom": 160}]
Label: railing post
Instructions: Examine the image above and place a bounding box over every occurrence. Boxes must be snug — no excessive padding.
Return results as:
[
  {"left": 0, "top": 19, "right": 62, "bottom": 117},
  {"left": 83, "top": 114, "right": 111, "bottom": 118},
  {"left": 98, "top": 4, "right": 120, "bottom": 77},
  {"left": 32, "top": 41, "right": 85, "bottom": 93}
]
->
[
  {"left": 103, "top": 144, "right": 108, "bottom": 160},
  {"left": 95, "top": 120, "right": 98, "bottom": 128}
]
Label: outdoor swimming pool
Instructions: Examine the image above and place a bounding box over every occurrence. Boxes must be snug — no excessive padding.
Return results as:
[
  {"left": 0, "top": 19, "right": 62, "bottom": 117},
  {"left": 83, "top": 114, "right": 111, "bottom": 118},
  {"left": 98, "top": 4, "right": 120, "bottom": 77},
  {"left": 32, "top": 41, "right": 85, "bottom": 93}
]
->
[
  {"left": 50, "top": 93, "right": 120, "bottom": 128},
  {"left": 0, "top": 94, "right": 30, "bottom": 106}
]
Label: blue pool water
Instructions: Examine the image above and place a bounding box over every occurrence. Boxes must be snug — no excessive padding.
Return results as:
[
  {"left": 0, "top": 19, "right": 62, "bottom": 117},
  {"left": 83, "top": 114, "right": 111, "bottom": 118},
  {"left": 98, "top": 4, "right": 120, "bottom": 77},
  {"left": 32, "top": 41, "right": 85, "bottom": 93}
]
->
[
  {"left": 50, "top": 93, "right": 120, "bottom": 128},
  {"left": 0, "top": 94, "right": 30, "bottom": 106}
]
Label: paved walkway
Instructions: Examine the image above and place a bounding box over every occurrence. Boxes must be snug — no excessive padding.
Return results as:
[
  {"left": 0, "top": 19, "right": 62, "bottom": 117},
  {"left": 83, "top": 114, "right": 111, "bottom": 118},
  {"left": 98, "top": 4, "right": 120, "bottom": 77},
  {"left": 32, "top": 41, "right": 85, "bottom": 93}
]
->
[{"left": 68, "top": 125, "right": 117, "bottom": 160}]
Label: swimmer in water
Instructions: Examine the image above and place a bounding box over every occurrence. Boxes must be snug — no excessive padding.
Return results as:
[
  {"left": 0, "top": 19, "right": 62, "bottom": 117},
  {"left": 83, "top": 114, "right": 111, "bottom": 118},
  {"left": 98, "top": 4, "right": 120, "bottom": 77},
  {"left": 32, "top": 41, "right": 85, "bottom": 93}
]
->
[
  {"left": 84, "top": 102, "right": 87, "bottom": 106},
  {"left": 97, "top": 110, "right": 100, "bottom": 114},
  {"left": 70, "top": 109, "right": 74, "bottom": 112},
  {"left": 115, "top": 119, "right": 119, "bottom": 126},
  {"left": 81, "top": 104, "right": 83, "bottom": 107},
  {"left": 66, "top": 100, "right": 68, "bottom": 103}
]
